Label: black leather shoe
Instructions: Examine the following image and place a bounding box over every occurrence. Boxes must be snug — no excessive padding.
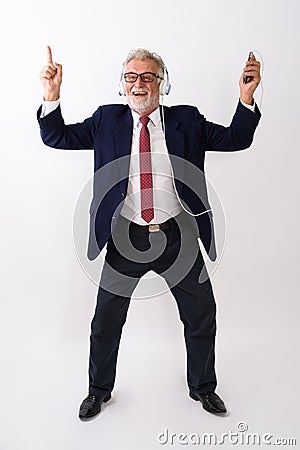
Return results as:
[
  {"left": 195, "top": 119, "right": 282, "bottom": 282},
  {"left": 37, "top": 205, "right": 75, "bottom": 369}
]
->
[
  {"left": 189, "top": 391, "right": 227, "bottom": 414},
  {"left": 79, "top": 393, "right": 111, "bottom": 420}
]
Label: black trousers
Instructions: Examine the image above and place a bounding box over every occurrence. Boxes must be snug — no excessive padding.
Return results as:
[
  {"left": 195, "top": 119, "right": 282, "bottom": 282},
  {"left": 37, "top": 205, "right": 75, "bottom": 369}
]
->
[{"left": 88, "top": 213, "right": 217, "bottom": 397}]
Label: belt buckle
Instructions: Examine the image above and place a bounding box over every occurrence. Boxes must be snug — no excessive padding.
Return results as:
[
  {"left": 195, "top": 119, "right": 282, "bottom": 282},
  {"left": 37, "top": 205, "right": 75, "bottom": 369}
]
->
[{"left": 148, "top": 224, "right": 160, "bottom": 232}]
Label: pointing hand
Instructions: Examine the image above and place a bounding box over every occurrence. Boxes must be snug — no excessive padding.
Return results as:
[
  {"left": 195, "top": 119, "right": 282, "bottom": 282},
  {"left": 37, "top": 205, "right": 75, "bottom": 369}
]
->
[{"left": 39, "top": 46, "right": 62, "bottom": 101}]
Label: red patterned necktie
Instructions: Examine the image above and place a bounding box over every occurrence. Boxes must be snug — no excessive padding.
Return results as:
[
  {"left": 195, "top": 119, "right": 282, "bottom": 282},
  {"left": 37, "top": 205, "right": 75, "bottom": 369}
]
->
[{"left": 139, "top": 116, "right": 154, "bottom": 223}]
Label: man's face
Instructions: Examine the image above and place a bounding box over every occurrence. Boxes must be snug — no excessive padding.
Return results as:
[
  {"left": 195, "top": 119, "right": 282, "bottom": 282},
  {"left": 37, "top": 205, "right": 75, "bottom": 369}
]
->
[{"left": 124, "top": 59, "right": 161, "bottom": 116}]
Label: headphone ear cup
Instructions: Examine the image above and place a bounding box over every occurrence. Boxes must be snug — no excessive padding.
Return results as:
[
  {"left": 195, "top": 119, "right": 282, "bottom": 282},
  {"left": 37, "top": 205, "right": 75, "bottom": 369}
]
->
[
  {"left": 159, "top": 80, "right": 167, "bottom": 96},
  {"left": 119, "top": 82, "right": 126, "bottom": 96},
  {"left": 159, "top": 66, "right": 171, "bottom": 96},
  {"left": 118, "top": 73, "right": 126, "bottom": 96}
]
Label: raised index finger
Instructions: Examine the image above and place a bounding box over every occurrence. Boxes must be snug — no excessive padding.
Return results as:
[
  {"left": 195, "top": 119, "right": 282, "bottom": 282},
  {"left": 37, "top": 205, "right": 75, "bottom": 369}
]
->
[{"left": 46, "top": 45, "right": 53, "bottom": 63}]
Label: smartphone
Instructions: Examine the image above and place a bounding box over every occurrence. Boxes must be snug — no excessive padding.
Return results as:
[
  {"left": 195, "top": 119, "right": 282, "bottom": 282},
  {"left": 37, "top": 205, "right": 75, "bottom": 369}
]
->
[{"left": 243, "top": 51, "right": 252, "bottom": 84}]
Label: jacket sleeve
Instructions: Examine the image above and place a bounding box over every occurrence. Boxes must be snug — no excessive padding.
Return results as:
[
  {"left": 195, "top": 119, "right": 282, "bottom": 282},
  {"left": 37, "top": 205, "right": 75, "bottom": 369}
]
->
[
  {"left": 37, "top": 104, "right": 102, "bottom": 150},
  {"left": 195, "top": 101, "right": 261, "bottom": 152}
]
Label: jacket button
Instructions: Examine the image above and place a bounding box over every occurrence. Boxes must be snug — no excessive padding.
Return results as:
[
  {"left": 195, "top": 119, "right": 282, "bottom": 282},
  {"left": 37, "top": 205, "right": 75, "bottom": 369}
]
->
[{"left": 121, "top": 193, "right": 125, "bottom": 197}]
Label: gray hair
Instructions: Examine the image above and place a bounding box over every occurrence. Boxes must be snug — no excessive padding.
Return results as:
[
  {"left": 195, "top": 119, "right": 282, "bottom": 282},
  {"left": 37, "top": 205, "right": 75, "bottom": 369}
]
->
[{"left": 123, "top": 48, "right": 165, "bottom": 78}]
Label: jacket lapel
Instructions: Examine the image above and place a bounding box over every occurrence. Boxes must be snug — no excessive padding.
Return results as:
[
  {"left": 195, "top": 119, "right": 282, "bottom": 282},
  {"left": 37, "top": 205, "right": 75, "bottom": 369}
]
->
[
  {"left": 163, "top": 106, "right": 185, "bottom": 196},
  {"left": 113, "top": 108, "right": 133, "bottom": 195}
]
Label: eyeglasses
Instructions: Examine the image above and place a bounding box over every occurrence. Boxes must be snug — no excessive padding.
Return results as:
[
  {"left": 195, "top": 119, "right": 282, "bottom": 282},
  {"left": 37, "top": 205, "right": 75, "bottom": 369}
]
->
[{"left": 123, "top": 72, "right": 163, "bottom": 83}]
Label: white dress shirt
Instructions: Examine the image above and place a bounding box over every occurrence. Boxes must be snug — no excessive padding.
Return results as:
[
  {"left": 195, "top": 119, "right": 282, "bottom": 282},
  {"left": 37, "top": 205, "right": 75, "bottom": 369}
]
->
[{"left": 120, "top": 108, "right": 183, "bottom": 224}]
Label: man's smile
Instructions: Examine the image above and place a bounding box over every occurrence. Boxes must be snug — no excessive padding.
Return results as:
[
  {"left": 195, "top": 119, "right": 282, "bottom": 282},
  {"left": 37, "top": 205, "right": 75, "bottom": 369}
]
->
[{"left": 131, "top": 88, "right": 149, "bottom": 96}]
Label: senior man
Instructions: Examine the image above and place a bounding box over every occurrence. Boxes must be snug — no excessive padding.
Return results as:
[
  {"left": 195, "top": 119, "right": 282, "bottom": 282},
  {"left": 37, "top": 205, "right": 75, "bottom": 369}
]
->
[{"left": 38, "top": 46, "right": 261, "bottom": 420}]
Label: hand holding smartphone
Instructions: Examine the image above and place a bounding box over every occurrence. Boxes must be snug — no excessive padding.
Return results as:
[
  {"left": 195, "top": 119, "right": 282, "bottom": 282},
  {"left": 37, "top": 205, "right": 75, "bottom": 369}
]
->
[{"left": 243, "top": 51, "right": 252, "bottom": 84}]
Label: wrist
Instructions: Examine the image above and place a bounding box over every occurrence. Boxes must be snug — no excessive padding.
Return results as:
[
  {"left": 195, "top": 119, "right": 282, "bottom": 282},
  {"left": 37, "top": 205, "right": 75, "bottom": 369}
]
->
[
  {"left": 240, "top": 94, "right": 254, "bottom": 105},
  {"left": 43, "top": 92, "right": 60, "bottom": 102}
]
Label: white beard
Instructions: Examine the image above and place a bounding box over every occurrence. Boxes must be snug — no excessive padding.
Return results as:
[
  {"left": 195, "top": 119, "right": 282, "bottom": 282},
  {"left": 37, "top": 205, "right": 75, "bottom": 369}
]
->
[{"left": 127, "top": 93, "right": 159, "bottom": 115}]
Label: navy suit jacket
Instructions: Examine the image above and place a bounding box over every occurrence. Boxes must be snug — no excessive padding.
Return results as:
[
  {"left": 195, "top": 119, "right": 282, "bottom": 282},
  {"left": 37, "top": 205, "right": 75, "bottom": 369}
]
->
[{"left": 38, "top": 101, "right": 260, "bottom": 261}]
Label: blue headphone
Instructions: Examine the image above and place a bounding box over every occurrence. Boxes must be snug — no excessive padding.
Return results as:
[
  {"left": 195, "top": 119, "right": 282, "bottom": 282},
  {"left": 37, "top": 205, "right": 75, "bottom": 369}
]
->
[{"left": 119, "top": 64, "right": 171, "bottom": 96}]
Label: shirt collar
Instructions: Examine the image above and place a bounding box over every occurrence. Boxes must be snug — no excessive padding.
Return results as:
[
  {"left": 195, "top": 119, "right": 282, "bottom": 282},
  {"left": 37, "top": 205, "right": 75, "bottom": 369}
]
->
[{"left": 131, "top": 107, "right": 161, "bottom": 128}]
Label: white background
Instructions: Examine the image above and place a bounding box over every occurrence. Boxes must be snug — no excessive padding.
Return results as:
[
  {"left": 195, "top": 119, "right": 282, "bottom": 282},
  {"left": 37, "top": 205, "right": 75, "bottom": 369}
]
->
[{"left": 1, "top": 0, "right": 299, "bottom": 449}]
